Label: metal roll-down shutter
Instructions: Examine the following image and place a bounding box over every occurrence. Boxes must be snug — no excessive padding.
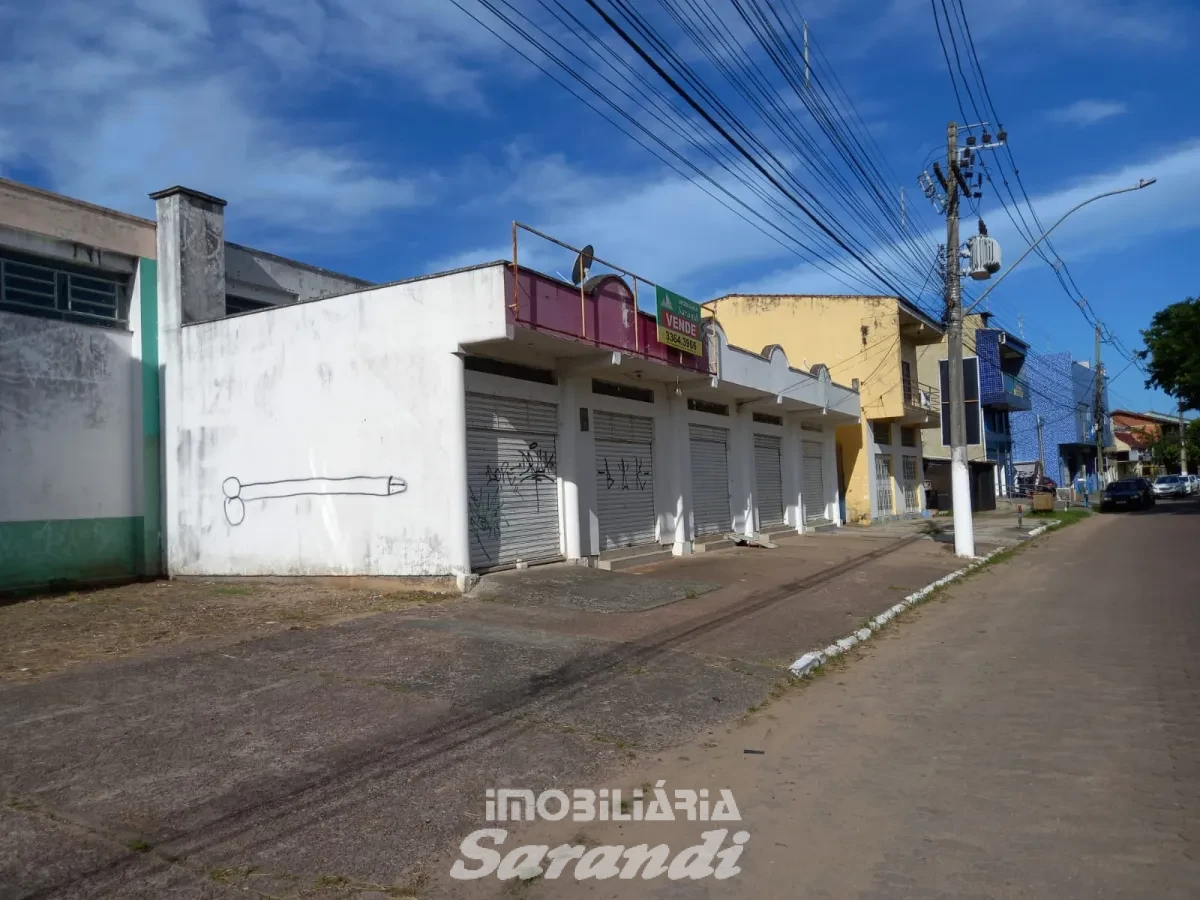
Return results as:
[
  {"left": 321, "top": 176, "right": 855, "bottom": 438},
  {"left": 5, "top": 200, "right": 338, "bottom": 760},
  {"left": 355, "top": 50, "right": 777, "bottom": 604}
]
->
[
  {"left": 754, "top": 433, "right": 785, "bottom": 528},
  {"left": 689, "top": 424, "right": 731, "bottom": 535},
  {"left": 594, "top": 410, "right": 656, "bottom": 549},
  {"left": 803, "top": 439, "right": 830, "bottom": 525},
  {"left": 466, "top": 393, "right": 561, "bottom": 570}
]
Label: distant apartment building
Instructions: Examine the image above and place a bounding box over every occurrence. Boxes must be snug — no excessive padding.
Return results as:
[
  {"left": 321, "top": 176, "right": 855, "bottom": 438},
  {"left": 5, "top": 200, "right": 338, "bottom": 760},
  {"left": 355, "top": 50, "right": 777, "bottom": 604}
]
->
[{"left": 1011, "top": 352, "right": 1111, "bottom": 485}]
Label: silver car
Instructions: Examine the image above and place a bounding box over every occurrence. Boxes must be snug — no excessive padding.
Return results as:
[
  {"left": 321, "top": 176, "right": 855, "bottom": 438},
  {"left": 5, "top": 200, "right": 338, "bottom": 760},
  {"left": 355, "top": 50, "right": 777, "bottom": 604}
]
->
[
  {"left": 1187, "top": 474, "right": 1199, "bottom": 495},
  {"left": 1152, "top": 474, "right": 1188, "bottom": 498}
]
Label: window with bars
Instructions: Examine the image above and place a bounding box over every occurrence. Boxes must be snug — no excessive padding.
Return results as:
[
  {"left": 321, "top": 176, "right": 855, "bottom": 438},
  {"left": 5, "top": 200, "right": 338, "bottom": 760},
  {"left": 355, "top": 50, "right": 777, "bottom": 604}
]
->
[
  {"left": 0, "top": 248, "right": 130, "bottom": 327},
  {"left": 900, "top": 426, "right": 917, "bottom": 447},
  {"left": 872, "top": 421, "right": 892, "bottom": 446}
]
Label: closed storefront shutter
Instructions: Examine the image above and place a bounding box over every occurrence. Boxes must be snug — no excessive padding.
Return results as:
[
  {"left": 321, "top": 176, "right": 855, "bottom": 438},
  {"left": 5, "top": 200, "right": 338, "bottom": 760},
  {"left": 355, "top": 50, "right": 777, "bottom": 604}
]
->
[
  {"left": 874, "top": 453, "right": 894, "bottom": 517},
  {"left": 901, "top": 455, "right": 921, "bottom": 514},
  {"left": 754, "top": 433, "right": 785, "bottom": 527},
  {"left": 689, "top": 424, "right": 730, "bottom": 535},
  {"left": 466, "top": 393, "right": 561, "bottom": 570},
  {"left": 594, "top": 411, "right": 656, "bottom": 549},
  {"left": 802, "top": 439, "right": 829, "bottom": 525}
]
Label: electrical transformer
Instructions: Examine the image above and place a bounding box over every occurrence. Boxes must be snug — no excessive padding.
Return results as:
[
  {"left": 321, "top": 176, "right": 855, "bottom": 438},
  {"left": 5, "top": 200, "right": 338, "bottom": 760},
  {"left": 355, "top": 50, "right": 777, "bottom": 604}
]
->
[{"left": 967, "top": 234, "right": 1001, "bottom": 280}]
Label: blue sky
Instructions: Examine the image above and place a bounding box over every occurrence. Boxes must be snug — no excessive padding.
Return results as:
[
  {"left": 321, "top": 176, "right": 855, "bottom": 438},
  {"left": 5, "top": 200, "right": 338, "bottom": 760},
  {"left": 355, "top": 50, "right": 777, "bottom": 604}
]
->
[{"left": 1, "top": 0, "right": 1196, "bottom": 413}]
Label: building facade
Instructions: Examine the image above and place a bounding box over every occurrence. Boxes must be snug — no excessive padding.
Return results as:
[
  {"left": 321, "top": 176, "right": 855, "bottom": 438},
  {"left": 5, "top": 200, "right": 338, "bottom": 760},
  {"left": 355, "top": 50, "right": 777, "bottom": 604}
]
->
[
  {"left": 706, "top": 294, "right": 943, "bottom": 523},
  {"left": 1, "top": 179, "right": 399, "bottom": 593},
  {"left": 0, "top": 179, "right": 159, "bottom": 592},
  {"left": 152, "top": 188, "right": 859, "bottom": 584},
  {"left": 917, "top": 312, "right": 1031, "bottom": 509},
  {"left": 1109, "top": 409, "right": 1195, "bottom": 478},
  {"left": 1011, "top": 352, "right": 1111, "bottom": 487},
  {"left": 2, "top": 179, "right": 864, "bottom": 593}
]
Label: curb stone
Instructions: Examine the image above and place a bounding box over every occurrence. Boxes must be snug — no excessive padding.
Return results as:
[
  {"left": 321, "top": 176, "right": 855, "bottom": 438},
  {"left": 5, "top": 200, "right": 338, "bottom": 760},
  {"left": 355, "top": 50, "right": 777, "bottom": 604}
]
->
[{"left": 787, "top": 519, "right": 1062, "bottom": 678}]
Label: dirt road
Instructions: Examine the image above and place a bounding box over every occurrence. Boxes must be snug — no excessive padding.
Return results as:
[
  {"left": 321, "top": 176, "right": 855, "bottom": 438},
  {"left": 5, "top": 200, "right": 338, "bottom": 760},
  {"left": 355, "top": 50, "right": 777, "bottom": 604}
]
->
[{"left": 445, "top": 501, "right": 1200, "bottom": 898}]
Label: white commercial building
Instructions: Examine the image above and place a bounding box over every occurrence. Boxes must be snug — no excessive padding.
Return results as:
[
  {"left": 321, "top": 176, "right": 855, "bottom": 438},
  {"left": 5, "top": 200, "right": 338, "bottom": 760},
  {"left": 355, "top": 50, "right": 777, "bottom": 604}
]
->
[{"left": 1, "top": 182, "right": 860, "bottom": 593}]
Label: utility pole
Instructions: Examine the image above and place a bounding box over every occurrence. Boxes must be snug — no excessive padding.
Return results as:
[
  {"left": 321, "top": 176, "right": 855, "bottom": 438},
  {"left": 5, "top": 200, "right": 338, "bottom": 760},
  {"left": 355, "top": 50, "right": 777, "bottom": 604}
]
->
[
  {"left": 1035, "top": 415, "right": 1045, "bottom": 480},
  {"left": 1181, "top": 401, "right": 1189, "bottom": 475},
  {"left": 944, "top": 121, "right": 974, "bottom": 558},
  {"left": 1093, "top": 325, "right": 1105, "bottom": 494}
]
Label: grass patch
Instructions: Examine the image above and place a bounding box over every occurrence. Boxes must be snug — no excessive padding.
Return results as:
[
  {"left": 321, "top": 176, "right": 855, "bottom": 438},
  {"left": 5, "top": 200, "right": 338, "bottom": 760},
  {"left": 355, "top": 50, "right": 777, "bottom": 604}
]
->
[
  {"left": 1029, "top": 508, "right": 1091, "bottom": 527},
  {"left": 209, "top": 866, "right": 255, "bottom": 884},
  {"left": 209, "top": 585, "right": 253, "bottom": 597},
  {"left": 126, "top": 839, "right": 152, "bottom": 853}
]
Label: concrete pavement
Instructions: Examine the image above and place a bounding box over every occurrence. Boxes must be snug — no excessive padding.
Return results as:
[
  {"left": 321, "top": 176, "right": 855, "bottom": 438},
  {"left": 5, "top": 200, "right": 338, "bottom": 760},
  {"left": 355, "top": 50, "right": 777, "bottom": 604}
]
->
[
  {"left": 0, "top": 529, "right": 974, "bottom": 899},
  {"left": 468, "top": 498, "right": 1200, "bottom": 899}
]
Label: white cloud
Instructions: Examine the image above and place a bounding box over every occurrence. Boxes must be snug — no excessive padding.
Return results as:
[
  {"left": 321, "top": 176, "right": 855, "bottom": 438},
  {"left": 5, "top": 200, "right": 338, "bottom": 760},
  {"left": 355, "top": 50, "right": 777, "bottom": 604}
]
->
[
  {"left": 874, "top": 0, "right": 1189, "bottom": 49},
  {"left": 723, "top": 140, "right": 1200, "bottom": 299},
  {"left": 0, "top": 0, "right": 506, "bottom": 240},
  {"left": 1046, "top": 100, "right": 1128, "bottom": 127}
]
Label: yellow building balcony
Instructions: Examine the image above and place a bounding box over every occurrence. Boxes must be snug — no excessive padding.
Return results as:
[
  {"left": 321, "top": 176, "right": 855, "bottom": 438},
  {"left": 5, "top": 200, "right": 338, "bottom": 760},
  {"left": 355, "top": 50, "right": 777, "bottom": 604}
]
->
[{"left": 900, "top": 372, "right": 940, "bottom": 428}]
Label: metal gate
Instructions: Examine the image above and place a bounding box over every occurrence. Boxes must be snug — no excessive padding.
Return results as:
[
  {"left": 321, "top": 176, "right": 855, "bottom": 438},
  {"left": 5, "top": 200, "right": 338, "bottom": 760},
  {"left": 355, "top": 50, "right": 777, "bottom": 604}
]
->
[
  {"left": 874, "top": 453, "right": 894, "bottom": 517},
  {"left": 466, "top": 393, "right": 561, "bottom": 570},
  {"left": 594, "top": 410, "right": 656, "bottom": 549},
  {"left": 754, "top": 433, "right": 785, "bottom": 528},
  {"left": 901, "top": 455, "right": 921, "bottom": 514},
  {"left": 802, "top": 439, "right": 829, "bottom": 524},
  {"left": 689, "top": 424, "right": 730, "bottom": 535}
]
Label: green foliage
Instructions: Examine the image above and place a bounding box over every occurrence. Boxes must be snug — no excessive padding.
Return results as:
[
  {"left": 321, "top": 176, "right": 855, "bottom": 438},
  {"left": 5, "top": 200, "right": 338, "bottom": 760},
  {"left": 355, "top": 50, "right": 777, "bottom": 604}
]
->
[
  {"left": 1149, "top": 422, "right": 1200, "bottom": 469},
  {"left": 1140, "top": 298, "right": 1200, "bottom": 410}
]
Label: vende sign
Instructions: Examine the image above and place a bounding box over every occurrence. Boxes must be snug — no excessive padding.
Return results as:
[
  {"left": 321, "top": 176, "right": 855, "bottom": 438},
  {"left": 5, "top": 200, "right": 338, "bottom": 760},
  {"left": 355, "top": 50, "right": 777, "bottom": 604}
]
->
[{"left": 655, "top": 286, "right": 703, "bottom": 357}]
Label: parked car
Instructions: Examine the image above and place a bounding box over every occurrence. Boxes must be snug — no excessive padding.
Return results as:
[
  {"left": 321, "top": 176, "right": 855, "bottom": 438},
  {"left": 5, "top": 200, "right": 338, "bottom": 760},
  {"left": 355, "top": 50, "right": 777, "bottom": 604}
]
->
[
  {"left": 1101, "top": 478, "right": 1155, "bottom": 511},
  {"left": 1187, "top": 474, "right": 1199, "bottom": 495},
  {"left": 1011, "top": 472, "right": 1057, "bottom": 498},
  {"left": 1152, "top": 474, "right": 1189, "bottom": 498}
]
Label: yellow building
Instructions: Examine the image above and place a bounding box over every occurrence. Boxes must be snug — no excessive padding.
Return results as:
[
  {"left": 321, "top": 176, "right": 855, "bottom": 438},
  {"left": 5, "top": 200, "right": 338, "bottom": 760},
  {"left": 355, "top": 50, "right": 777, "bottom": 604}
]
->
[{"left": 706, "top": 295, "right": 944, "bottom": 523}]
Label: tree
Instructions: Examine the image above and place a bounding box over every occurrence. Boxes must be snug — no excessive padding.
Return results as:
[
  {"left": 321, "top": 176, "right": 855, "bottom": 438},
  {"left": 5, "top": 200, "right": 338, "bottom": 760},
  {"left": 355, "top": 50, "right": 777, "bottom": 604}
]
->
[
  {"left": 1140, "top": 298, "right": 1200, "bottom": 411},
  {"left": 1148, "top": 419, "right": 1200, "bottom": 472}
]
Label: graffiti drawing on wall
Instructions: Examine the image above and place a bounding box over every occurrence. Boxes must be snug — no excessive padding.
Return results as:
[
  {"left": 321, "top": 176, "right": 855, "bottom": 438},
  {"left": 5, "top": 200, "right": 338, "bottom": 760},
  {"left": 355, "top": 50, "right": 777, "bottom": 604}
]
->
[
  {"left": 467, "top": 441, "right": 557, "bottom": 563},
  {"left": 483, "top": 443, "right": 556, "bottom": 504},
  {"left": 222, "top": 475, "right": 407, "bottom": 525},
  {"left": 597, "top": 457, "right": 652, "bottom": 491}
]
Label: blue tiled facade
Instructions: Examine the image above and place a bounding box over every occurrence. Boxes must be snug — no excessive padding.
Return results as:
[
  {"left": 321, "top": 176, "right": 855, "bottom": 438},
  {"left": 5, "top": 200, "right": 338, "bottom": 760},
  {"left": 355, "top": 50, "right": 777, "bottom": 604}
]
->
[
  {"left": 976, "top": 329, "right": 1003, "bottom": 403},
  {"left": 1011, "top": 351, "right": 1111, "bottom": 485}
]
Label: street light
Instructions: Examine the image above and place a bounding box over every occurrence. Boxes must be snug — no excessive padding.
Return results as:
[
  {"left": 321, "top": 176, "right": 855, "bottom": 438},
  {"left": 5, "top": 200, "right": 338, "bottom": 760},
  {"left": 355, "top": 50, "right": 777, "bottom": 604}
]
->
[
  {"left": 964, "top": 178, "right": 1156, "bottom": 316},
  {"left": 947, "top": 176, "right": 1155, "bottom": 559}
]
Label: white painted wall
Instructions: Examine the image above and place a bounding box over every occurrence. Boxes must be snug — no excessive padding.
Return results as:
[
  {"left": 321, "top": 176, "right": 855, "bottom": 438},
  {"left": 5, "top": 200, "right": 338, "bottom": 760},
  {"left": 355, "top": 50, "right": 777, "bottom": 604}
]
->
[
  {"left": 0, "top": 262, "right": 144, "bottom": 525},
  {"left": 168, "top": 265, "right": 509, "bottom": 577}
]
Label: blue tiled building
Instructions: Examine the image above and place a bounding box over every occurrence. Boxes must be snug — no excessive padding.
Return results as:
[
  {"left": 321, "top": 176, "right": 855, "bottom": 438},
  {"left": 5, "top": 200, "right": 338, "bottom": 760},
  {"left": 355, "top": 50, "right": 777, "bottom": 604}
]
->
[
  {"left": 919, "top": 313, "right": 1031, "bottom": 508},
  {"left": 1011, "top": 351, "right": 1111, "bottom": 487}
]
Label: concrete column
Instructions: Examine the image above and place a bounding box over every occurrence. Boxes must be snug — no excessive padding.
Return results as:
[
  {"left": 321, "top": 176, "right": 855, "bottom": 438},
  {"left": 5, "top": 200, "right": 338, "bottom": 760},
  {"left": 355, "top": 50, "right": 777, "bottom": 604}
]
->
[
  {"left": 557, "top": 375, "right": 586, "bottom": 561},
  {"left": 665, "top": 391, "right": 693, "bottom": 554},
  {"left": 782, "top": 416, "right": 803, "bottom": 533},
  {"left": 824, "top": 428, "right": 841, "bottom": 525},
  {"left": 578, "top": 395, "right": 599, "bottom": 560},
  {"left": 149, "top": 186, "right": 227, "bottom": 325},
  {"left": 731, "top": 406, "right": 756, "bottom": 536},
  {"left": 151, "top": 185, "right": 226, "bottom": 575},
  {"left": 444, "top": 353, "right": 472, "bottom": 578}
]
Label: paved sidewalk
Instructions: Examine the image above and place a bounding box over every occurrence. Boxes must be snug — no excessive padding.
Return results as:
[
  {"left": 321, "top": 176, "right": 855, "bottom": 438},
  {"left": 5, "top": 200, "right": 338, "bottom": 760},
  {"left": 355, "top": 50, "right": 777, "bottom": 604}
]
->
[
  {"left": 0, "top": 529, "right": 973, "bottom": 898},
  {"left": 462, "top": 500, "right": 1200, "bottom": 899}
]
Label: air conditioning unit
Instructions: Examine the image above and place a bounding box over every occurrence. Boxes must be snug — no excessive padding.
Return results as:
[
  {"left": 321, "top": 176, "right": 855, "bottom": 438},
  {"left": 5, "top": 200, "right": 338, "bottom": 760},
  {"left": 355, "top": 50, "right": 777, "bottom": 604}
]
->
[{"left": 967, "top": 235, "right": 1001, "bottom": 280}]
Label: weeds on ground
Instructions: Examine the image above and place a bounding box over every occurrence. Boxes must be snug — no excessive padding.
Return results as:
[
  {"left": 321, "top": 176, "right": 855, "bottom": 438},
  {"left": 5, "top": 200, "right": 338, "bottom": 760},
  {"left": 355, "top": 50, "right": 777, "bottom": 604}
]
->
[{"left": 1029, "top": 508, "right": 1091, "bottom": 527}]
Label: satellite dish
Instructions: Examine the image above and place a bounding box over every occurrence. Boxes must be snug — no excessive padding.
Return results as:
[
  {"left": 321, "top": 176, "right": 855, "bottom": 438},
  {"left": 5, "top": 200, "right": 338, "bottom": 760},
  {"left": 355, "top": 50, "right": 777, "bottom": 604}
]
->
[{"left": 571, "top": 244, "right": 595, "bottom": 285}]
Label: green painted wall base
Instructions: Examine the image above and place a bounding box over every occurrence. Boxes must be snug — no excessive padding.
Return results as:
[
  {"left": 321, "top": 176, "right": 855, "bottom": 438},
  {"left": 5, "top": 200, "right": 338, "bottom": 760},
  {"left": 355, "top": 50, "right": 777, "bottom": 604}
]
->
[{"left": 0, "top": 516, "right": 143, "bottom": 594}]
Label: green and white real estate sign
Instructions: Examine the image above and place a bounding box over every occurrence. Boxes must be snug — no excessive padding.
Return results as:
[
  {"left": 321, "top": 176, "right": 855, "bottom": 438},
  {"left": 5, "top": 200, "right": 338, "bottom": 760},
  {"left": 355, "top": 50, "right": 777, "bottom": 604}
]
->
[{"left": 654, "top": 285, "right": 703, "bottom": 356}]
